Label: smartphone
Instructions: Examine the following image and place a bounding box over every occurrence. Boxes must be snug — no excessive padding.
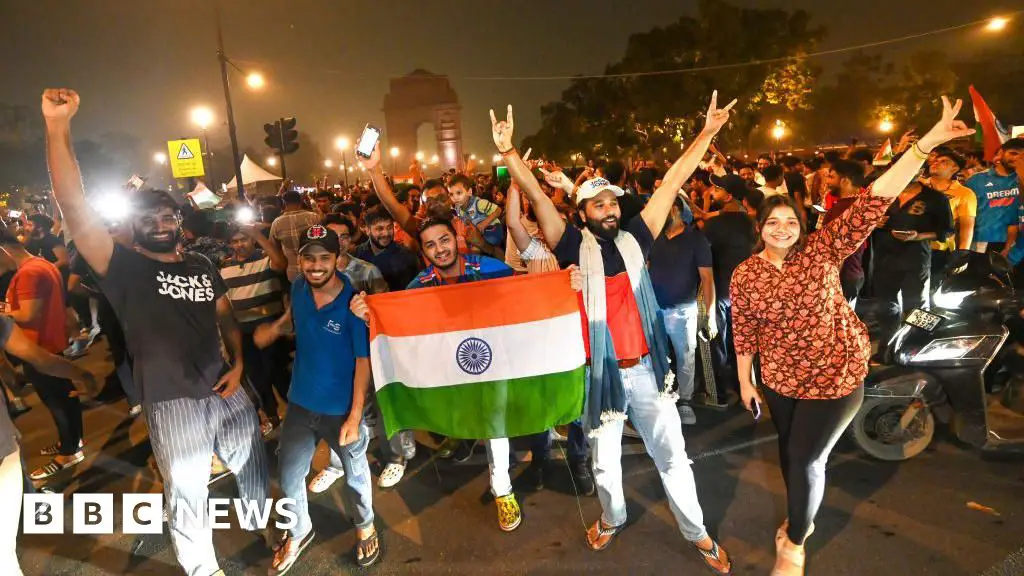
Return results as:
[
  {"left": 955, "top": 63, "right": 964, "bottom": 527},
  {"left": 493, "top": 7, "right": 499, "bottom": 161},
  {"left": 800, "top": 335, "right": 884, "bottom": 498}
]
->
[
  {"left": 751, "top": 399, "right": 762, "bottom": 421},
  {"left": 811, "top": 204, "right": 826, "bottom": 214},
  {"left": 355, "top": 124, "right": 381, "bottom": 159},
  {"left": 8, "top": 210, "right": 23, "bottom": 219}
]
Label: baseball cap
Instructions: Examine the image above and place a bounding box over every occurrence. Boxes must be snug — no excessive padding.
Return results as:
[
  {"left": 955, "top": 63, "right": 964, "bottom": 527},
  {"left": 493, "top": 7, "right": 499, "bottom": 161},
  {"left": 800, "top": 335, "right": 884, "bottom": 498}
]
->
[
  {"left": 298, "top": 224, "right": 340, "bottom": 255},
  {"left": 575, "top": 177, "right": 626, "bottom": 202},
  {"left": 710, "top": 173, "right": 749, "bottom": 201}
]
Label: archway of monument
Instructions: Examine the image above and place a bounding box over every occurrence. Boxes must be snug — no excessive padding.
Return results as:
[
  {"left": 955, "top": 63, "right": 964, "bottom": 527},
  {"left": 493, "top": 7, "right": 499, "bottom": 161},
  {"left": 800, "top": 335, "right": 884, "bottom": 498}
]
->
[{"left": 382, "top": 70, "right": 464, "bottom": 173}]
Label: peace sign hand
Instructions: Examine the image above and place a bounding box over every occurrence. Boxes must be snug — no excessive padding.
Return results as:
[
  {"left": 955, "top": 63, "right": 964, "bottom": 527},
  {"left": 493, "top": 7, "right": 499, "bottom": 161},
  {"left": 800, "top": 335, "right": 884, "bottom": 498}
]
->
[
  {"left": 702, "top": 90, "right": 738, "bottom": 136},
  {"left": 489, "top": 105, "right": 515, "bottom": 152},
  {"left": 918, "top": 96, "right": 975, "bottom": 153}
]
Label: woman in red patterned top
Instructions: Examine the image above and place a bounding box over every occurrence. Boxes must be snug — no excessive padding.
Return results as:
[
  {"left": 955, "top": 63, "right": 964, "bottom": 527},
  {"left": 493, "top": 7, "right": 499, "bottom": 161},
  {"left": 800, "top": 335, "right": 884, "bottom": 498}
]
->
[{"left": 730, "top": 97, "right": 975, "bottom": 576}]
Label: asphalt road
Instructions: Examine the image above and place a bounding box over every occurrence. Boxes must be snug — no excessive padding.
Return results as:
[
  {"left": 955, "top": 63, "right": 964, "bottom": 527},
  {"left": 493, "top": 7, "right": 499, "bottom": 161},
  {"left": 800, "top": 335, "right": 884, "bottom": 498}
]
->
[{"left": 12, "top": 340, "right": 1024, "bottom": 575}]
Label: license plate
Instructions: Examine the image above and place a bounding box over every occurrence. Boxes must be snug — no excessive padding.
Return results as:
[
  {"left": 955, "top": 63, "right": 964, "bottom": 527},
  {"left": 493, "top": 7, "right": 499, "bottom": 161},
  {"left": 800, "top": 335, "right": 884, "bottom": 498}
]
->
[{"left": 905, "top": 309, "right": 943, "bottom": 332}]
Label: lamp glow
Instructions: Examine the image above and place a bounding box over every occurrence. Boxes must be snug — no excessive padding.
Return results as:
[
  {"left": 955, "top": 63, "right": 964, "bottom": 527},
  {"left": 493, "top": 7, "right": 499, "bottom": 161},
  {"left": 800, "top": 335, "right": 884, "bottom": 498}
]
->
[
  {"left": 191, "top": 106, "right": 215, "bottom": 130},
  {"left": 986, "top": 17, "right": 1009, "bottom": 31},
  {"left": 245, "top": 72, "right": 266, "bottom": 90}
]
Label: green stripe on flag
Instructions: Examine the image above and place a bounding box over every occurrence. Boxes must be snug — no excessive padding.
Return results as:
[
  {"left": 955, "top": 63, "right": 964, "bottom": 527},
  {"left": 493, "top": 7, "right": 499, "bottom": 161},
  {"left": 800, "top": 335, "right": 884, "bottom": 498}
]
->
[{"left": 375, "top": 366, "right": 586, "bottom": 440}]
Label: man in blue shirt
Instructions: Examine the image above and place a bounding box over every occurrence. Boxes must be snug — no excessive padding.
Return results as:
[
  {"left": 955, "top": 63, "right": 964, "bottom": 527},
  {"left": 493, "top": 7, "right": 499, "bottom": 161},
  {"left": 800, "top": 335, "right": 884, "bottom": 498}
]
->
[
  {"left": 255, "top": 224, "right": 379, "bottom": 571},
  {"left": 351, "top": 217, "right": 525, "bottom": 533},
  {"left": 648, "top": 197, "right": 715, "bottom": 425},
  {"left": 967, "top": 138, "right": 1024, "bottom": 253}
]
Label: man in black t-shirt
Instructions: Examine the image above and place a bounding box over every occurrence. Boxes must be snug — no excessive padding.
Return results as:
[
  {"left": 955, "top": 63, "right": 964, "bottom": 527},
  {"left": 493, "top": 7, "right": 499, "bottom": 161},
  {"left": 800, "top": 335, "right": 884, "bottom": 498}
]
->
[
  {"left": 871, "top": 182, "right": 954, "bottom": 315},
  {"left": 24, "top": 213, "right": 68, "bottom": 271},
  {"left": 43, "top": 88, "right": 270, "bottom": 576},
  {"left": 702, "top": 174, "right": 757, "bottom": 398}
]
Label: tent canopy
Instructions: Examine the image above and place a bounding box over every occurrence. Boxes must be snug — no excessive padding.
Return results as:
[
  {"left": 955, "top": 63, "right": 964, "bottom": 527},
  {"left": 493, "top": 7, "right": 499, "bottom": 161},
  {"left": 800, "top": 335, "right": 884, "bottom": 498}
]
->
[{"left": 225, "top": 155, "right": 282, "bottom": 190}]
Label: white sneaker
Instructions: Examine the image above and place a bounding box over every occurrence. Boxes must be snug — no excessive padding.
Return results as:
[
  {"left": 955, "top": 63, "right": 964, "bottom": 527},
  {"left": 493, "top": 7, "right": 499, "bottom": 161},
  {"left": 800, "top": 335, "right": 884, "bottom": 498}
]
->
[
  {"left": 308, "top": 467, "right": 343, "bottom": 493},
  {"left": 377, "top": 462, "right": 406, "bottom": 489},
  {"left": 129, "top": 405, "right": 143, "bottom": 418}
]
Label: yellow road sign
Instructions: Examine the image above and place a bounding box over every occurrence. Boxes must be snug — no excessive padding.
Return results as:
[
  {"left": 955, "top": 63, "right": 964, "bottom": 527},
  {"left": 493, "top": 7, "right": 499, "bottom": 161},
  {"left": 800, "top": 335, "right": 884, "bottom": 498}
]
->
[{"left": 167, "top": 138, "right": 205, "bottom": 179}]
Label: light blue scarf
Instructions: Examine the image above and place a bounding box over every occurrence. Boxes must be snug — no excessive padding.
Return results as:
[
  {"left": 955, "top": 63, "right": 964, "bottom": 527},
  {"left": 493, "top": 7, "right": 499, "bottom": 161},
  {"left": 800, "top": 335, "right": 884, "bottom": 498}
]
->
[{"left": 580, "top": 227, "right": 674, "bottom": 437}]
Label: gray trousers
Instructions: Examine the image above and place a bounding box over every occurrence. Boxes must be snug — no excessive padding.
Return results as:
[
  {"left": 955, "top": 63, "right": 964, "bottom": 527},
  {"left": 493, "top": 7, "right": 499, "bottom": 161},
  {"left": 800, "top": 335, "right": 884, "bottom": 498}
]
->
[{"left": 147, "top": 390, "right": 269, "bottom": 576}]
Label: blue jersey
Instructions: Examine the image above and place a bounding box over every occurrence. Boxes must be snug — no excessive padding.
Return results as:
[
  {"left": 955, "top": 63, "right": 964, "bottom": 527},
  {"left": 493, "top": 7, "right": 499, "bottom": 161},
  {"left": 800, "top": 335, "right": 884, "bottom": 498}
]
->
[
  {"left": 289, "top": 272, "right": 369, "bottom": 416},
  {"left": 967, "top": 169, "right": 1021, "bottom": 243},
  {"left": 407, "top": 254, "right": 513, "bottom": 289}
]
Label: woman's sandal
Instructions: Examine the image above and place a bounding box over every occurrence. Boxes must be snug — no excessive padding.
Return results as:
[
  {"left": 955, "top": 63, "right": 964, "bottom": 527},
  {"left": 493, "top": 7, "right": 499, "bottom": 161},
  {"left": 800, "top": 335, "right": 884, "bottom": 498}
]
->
[
  {"left": 586, "top": 520, "right": 623, "bottom": 551},
  {"left": 269, "top": 531, "right": 315, "bottom": 576},
  {"left": 355, "top": 527, "right": 381, "bottom": 567}
]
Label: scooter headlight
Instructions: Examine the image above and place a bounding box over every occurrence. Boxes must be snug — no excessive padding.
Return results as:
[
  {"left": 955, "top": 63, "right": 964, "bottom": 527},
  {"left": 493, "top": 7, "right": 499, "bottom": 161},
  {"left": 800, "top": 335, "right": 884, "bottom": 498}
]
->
[
  {"left": 932, "top": 289, "right": 974, "bottom": 309},
  {"left": 908, "top": 336, "right": 1000, "bottom": 363}
]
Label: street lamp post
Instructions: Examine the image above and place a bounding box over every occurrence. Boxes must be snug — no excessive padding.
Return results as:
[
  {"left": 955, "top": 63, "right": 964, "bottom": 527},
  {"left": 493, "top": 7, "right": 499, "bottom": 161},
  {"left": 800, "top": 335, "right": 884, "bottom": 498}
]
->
[
  {"left": 213, "top": 0, "right": 245, "bottom": 200},
  {"left": 336, "top": 137, "right": 350, "bottom": 189},
  {"left": 190, "top": 106, "right": 215, "bottom": 181}
]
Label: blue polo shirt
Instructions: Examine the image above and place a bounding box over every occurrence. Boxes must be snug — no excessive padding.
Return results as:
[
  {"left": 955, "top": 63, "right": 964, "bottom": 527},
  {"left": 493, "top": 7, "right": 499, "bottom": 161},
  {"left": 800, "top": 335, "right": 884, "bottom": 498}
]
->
[
  {"left": 289, "top": 272, "right": 369, "bottom": 416},
  {"left": 967, "top": 169, "right": 1021, "bottom": 243}
]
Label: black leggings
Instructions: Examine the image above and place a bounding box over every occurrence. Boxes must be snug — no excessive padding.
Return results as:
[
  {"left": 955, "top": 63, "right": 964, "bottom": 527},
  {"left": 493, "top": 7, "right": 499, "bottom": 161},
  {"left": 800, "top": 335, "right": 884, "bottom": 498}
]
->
[{"left": 762, "top": 385, "right": 864, "bottom": 544}]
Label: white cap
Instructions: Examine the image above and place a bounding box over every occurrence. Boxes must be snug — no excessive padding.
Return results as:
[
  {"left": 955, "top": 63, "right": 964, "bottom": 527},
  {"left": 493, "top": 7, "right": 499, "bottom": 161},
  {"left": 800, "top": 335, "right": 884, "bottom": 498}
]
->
[{"left": 575, "top": 178, "right": 626, "bottom": 202}]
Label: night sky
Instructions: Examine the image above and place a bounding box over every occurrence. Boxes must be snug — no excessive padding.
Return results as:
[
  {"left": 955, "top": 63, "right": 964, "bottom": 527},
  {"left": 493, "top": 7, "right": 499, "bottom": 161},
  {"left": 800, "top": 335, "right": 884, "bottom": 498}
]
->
[{"left": 0, "top": 0, "right": 1017, "bottom": 172}]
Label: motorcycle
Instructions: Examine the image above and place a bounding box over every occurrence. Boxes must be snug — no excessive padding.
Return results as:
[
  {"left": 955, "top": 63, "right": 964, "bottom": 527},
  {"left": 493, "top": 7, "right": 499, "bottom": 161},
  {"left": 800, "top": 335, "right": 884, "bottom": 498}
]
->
[{"left": 851, "top": 251, "right": 1024, "bottom": 461}]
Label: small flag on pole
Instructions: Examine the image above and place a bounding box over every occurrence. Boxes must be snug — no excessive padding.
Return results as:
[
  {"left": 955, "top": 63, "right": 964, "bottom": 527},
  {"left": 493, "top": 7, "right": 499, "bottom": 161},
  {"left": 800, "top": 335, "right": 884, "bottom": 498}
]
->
[
  {"left": 969, "top": 85, "right": 1010, "bottom": 162},
  {"left": 872, "top": 139, "right": 893, "bottom": 166},
  {"left": 367, "top": 271, "right": 586, "bottom": 439}
]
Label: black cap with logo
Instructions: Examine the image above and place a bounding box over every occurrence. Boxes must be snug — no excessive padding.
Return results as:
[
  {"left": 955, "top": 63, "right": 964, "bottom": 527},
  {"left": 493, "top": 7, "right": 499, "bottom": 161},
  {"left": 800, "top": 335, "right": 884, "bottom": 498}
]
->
[{"left": 298, "top": 224, "right": 340, "bottom": 255}]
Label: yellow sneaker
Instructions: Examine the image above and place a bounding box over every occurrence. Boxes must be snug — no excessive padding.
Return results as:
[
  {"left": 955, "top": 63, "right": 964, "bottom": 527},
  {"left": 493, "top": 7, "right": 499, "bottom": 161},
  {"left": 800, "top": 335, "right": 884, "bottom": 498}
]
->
[{"left": 495, "top": 493, "right": 522, "bottom": 532}]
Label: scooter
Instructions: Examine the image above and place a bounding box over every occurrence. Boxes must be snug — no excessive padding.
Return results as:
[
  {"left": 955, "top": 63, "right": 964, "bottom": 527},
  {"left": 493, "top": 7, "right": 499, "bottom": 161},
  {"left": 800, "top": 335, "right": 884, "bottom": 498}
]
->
[{"left": 851, "top": 251, "right": 1024, "bottom": 461}]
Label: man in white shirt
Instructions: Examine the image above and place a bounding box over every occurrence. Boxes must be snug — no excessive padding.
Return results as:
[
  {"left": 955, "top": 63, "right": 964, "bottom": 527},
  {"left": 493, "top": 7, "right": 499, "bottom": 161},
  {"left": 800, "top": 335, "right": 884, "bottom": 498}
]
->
[{"left": 758, "top": 164, "right": 788, "bottom": 197}]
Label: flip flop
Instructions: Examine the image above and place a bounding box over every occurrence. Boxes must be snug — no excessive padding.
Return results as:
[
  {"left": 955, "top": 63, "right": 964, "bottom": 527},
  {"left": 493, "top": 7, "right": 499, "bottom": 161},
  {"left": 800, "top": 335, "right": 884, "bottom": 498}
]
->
[
  {"left": 586, "top": 520, "right": 623, "bottom": 551},
  {"left": 355, "top": 528, "right": 381, "bottom": 567},
  {"left": 269, "top": 530, "right": 315, "bottom": 575}
]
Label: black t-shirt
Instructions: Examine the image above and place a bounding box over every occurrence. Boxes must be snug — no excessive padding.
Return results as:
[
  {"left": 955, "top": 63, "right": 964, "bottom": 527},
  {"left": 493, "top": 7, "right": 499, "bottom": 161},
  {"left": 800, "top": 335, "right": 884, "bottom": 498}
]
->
[
  {"left": 648, "top": 227, "right": 713, "bottom": 307},
  {"left": 701, "top": 211, "right": 756, "bottom": 299},
  {"left": 873, "top": 187, "right": 954, "bottom": 268},
  {"left": 617, "top": 192, "right": 645, "bottom": 228},
  {"left": 354, "top": 240, "right": 421, "bottom": 293},
  {"left": 26, "top": 233, "right": 64, "bottom": 264},
  {"left": 553, "top": 216, "right": 656, "bottom": 273},
  {"left": 98, "top": 244, "right": 229, "bottom": 406}
]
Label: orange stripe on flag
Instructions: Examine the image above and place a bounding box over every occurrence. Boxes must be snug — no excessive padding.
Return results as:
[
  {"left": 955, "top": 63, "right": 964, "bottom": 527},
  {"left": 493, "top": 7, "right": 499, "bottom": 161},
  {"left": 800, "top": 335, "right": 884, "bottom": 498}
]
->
[{"left": 366, "top": 270, "right": 577, "bottom": 338}]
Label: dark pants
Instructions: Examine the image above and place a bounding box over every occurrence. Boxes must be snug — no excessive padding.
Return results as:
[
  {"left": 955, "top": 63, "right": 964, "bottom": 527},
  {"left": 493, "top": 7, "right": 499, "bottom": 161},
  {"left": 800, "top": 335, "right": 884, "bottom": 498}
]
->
[
  {"left": 97, "top": 294, "right": 138, "bottom": 407},
  {"left": 711, "top": 298, "right": 738, "bottom": 395},
  {"left": 840, "top": 275, "right": 865, "bottom": 304},
  {"left": 872, "top": 260, "right": 930, "bottom": 316},
  {"left": 762, "top": 385, "right": 864, "bottom": 544},
  {"left": 68, "top": 293, "right": 93, "bottom": 332},
  {"left": 241, "top": 333, "right": 290, "bottom": 424},
  {"left": 528, "top": 421, "right": 588, "bottom": 464},
  {"left": 930, "top": 250, "right": 954, "bottom": 292},
  {"left": 25, "top": 364, "right": 82, "bottom": 456}
]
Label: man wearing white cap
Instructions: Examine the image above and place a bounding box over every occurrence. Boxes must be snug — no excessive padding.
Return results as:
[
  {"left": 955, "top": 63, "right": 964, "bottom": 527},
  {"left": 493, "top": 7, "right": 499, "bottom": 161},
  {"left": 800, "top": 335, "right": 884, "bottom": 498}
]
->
[{"left": 490, "top": 92, "right": 736, "bottom": 574}]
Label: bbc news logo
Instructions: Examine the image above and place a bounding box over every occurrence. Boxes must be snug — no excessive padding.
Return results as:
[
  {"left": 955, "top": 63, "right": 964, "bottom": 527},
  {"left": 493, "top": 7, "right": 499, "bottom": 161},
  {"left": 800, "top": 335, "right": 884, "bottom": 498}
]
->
[{"left": 23, "top": 494, "right": 298, "bottom": 534}]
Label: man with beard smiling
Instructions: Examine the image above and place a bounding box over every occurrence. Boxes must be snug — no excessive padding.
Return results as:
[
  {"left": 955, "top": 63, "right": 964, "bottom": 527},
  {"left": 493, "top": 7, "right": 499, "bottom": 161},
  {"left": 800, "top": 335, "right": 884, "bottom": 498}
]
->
[
  {"left": 255, "top": 224, "right": 379, "bottom": 570},
  {"left": 354, "top": 205, "right": 420, "bottom": 292},
  {"left": 41, "top": 88, "right": 270, "bottom": 576},
  {"left": 493, "top": 93, "right": 735, "bottom": 572}
]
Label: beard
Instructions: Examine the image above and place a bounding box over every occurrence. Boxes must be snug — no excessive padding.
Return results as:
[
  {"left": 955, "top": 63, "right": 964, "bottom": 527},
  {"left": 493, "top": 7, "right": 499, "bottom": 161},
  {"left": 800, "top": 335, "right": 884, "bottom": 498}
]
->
[
  {"left": 134, "top": 228, "right": 180, "bottom": 253},
  {"left": 369, "top": 232, "right": 393, "bottom": 250},
  {"left": 999, "top": 158, "right": 1016, "bottom": 174},
  {"left": 585, "top": 215, "right": 620, "bottom": 241}
]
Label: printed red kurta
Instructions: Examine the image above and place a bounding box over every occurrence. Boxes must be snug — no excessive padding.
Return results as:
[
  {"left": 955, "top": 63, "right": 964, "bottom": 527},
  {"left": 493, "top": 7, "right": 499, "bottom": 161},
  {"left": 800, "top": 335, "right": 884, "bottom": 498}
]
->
[{"left": 730, "top": 190, "right": 893, "bottom": 399}]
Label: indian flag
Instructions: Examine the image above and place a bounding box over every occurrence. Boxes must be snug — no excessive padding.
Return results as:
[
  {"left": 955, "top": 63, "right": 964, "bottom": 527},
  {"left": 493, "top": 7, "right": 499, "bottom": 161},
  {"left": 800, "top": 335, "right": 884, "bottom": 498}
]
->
[{"left": 366, "top": 270, "right": 586, "bottom": 439}]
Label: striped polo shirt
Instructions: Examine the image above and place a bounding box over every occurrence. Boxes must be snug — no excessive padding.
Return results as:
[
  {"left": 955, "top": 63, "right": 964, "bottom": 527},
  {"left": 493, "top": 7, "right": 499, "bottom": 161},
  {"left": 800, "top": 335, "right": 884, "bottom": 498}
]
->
[{"left": 219, "top": 249, "right": 285, "bottom": 333}]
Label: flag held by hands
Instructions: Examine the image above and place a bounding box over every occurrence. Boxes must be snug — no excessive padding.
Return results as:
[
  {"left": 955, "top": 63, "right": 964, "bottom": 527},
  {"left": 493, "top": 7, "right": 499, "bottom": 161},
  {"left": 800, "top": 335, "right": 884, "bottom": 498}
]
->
[
  {"left": 366, "top": 271, "right": 586, "bottom": 439},
  {"left": 969, "top": 85, "right": 1010, "bottom": 162}
]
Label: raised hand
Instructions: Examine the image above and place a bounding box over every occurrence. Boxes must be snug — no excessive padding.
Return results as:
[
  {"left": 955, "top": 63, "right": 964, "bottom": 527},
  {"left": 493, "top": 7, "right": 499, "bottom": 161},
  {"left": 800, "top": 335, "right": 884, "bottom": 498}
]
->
[
  {"left": 41, "top": 88, "right": 80, "bottom": 122},
  {"left": 489, "top": 105, "right": 515, "bottom": 152},
  {"left": 917, "top": 96, "right": 975, "bottom": 153},
  {"left": 540, "top": 167, "right": 575, "bottom": 192},
  {"left": 362, "top": 141, "right": 383, "bottom": 172},
  {"left": 702, "top": 90, "right": 738, "bottom": 136}
]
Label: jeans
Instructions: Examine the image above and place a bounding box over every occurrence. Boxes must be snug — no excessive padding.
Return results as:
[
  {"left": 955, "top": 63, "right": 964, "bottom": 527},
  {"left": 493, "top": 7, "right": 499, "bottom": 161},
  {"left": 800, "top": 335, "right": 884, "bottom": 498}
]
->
[
  {"left": 528, "top": 421, "right": 588, "bottom": 463},
  {"left": 711, "top": 298, "right": 737, "bottom": 396},
  {"left": 278, "top": 404, "right": 374, "bottom": 540},
  {"left": 762, "top": 386, "right": 864, "bottom": 544},
  {"left": 24, "top": 364, "right": 82, "bottom": 456},
  {"left": 146, "top": 390, "right": 269, "bottom": 576},
  {"left": 326, "top": 389, "right": 414, "bottom": 473},
  {"left": 591, "top": 358, "right": 709, "bottom": 542},
  {"left": 660, "top": 301, "right": 699, "bottom": 402}
]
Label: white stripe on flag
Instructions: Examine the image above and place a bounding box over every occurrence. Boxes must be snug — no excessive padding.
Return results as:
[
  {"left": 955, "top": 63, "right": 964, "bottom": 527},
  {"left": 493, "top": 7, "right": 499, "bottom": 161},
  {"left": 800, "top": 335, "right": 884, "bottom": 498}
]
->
[{"left": 371, "top": 312, "right": 585, "bottom": 390}]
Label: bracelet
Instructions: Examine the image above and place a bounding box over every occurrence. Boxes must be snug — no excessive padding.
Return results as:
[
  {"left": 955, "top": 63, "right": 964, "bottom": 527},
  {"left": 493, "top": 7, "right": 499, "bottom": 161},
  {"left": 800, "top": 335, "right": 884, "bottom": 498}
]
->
[
  {"left": 910, "top": 142, "right": 929, "bottom": 161},
  {"left": 499, "top": 146, "right": 517, "bottom": 157}
]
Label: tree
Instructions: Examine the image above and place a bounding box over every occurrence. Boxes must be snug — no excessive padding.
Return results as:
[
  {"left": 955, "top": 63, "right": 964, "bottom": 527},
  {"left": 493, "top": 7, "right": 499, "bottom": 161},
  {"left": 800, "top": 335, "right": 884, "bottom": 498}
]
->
[{"left": 523, "top": 0, "right": 825, "bottom": 161}]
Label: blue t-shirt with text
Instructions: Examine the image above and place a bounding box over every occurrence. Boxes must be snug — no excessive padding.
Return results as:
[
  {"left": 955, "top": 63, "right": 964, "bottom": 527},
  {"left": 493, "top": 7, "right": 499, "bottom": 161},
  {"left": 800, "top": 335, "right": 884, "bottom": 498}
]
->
[
  {"left": 407, "top": 254, "right": 514, "bottom": 289},
  {"left": 967, "top": 169, "right": 1021, "bottom": 243},
  {"left": 289, "top": 272, "right": 369, "bottom": 416}
]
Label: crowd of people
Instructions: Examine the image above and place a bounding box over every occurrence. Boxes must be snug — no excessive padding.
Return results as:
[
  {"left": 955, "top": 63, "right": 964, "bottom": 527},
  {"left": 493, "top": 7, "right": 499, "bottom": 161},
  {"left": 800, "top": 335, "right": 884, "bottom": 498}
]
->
[{"left": 0, "top": 84, "right": 1011, "bottom": 576}]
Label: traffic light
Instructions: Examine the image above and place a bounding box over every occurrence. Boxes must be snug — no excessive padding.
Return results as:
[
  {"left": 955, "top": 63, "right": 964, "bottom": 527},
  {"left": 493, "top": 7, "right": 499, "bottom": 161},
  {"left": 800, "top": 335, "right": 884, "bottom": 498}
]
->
[{"left": 264, "top": 117, "right": 299, "bottom": 155}]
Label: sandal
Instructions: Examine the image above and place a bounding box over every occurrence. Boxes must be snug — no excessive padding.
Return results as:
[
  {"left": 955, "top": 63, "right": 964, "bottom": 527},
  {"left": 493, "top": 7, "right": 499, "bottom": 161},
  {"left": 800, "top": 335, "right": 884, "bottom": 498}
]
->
[
  {"left": 269, "top": 530, "right": 315, "bottom": 575},
  {"left": 586, "top": 519, "right": 623, "bottom": 551},
  {"left": 355, "top": 527, "right": 381, "bottom": 567},
  {"left": 694, "top": 539, "right": 732, "bottom": 575},
  {"left": 30, "top": 452, "right": 85, "bottom": 481}
]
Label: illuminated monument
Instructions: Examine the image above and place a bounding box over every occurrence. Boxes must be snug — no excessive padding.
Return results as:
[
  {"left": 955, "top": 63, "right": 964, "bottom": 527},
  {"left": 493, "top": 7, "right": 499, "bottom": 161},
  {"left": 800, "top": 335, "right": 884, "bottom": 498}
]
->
[{"left": 382, "top": 70, "right": 465, "bottom": 172}]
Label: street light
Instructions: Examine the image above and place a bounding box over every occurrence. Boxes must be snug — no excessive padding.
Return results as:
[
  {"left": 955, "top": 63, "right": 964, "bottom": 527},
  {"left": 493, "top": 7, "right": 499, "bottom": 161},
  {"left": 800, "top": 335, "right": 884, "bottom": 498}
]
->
[
  {"left": 153, "top": 152, "right": 168, "bottom": 165},
  {"left": 245, "top": 72, "right": 266, "bottom": 90},
  {"left": 389, "top": 147, "right": 400, "bottom": 173},
  {"left": 879, "top": 118, "right": 894, "bottom": 134},
  {"left": 492, "top": 154, "right": 502, "bottom": 163},
  {"left": 266, "top": 156, "right": 277, "bottom": 167},
  {"left": 190, "top": 106, "right": 216, "bottom": 177},
  {"left": 470, "top": 154, "right": 476, "bottom": 161},
  {"left": 324, "top": 159, "right": 334, "bottom": 168},
  {"left": 415, "top": 151, "right": 425, "bottom": 161},
  {"left": 336, "top": 137, "right": 351, "bottom": 188},
  {"left": 771, "top": 120, "right": 786, "bottom": 142},
  {"left": 986, "top": 17, "right": 1009, "bottom": 31},
  {"left": 430, "top": 154, "right": 439, "bottom": 164}
]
